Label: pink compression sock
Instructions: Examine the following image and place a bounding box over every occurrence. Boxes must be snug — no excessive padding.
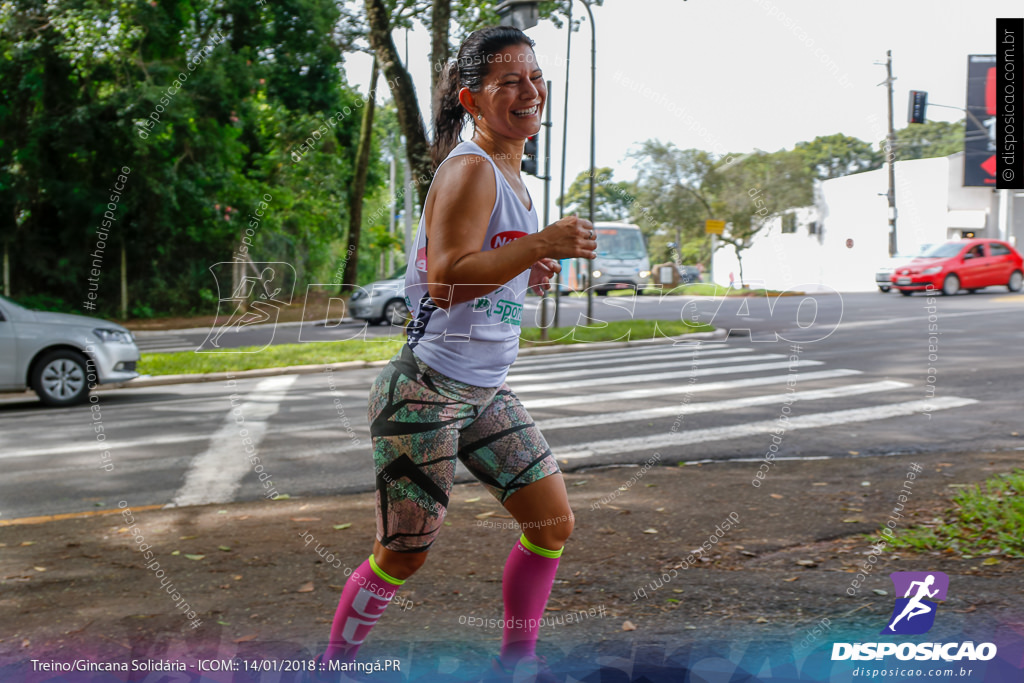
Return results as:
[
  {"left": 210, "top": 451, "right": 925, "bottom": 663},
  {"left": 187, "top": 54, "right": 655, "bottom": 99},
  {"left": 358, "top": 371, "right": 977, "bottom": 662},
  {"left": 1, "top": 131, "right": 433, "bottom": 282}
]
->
[
  {"left": 323, "top": 555, "right": 404, "bottom": 663},
  {"left": 500, "top": 534, "right": 563, "bottom": 664}
]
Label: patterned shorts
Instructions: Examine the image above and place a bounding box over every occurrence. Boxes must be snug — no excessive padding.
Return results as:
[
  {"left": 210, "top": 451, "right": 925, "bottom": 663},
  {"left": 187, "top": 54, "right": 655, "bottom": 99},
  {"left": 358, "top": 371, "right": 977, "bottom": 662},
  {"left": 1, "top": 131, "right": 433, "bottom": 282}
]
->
[{"left": 369, "top": 344, "right": 559, "bottom": 553}]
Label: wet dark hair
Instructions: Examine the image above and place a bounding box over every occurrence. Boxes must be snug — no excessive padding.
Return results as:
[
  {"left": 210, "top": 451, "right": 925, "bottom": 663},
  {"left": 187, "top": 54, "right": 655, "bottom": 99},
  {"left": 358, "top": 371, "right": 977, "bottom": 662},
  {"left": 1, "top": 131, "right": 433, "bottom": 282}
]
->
[{"left": 432, "top": 26, "right": 536, "bottom": 167}]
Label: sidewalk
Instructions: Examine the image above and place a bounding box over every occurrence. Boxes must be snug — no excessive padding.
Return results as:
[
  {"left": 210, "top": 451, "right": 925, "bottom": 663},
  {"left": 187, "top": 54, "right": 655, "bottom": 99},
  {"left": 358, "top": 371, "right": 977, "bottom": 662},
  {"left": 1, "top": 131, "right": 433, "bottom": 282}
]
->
[{"left": 2, "top": 449, "right": 1022, "bottom": 679}]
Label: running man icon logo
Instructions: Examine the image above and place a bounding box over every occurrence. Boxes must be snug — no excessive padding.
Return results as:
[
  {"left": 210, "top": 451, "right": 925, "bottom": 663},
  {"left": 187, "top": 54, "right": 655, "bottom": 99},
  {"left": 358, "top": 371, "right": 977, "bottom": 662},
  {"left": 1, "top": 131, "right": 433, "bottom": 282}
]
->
[
  {"left": 197, "top": 261, "right": 294, "bottom": 353},
  {"left": 881, "top": 571, "right": 949, "bottom": 635}
]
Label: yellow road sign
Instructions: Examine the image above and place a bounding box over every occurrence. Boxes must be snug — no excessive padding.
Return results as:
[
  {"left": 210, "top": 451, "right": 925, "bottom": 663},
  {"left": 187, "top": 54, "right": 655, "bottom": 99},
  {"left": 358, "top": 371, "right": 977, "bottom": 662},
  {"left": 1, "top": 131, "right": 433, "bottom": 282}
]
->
[{"left": 705, "top": 220, "right": 725, "bottom": 235}]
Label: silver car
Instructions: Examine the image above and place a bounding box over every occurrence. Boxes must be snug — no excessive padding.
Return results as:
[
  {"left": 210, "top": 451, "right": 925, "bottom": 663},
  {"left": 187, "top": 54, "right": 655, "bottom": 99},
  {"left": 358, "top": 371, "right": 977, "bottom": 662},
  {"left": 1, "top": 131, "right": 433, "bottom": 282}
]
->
[
  {"left": 0, "top": 295, "right": 140, "bottom": 406},
  {"left": 348, "top": 266, "right": 412, "bottom": 326},
  {"left": 875, "top": 244, "right": 933, "bottom": 292}
]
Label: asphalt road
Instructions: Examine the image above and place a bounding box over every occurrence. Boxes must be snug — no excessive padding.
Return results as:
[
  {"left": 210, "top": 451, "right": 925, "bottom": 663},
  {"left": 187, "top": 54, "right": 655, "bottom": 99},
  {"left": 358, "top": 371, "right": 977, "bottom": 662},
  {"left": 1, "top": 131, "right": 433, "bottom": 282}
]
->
[
  {"left": 3, "top": 288, "right": 1021, "bottom": 522},
  {"left": 133, "top": 286, "right": 999, "bottom": 352}
]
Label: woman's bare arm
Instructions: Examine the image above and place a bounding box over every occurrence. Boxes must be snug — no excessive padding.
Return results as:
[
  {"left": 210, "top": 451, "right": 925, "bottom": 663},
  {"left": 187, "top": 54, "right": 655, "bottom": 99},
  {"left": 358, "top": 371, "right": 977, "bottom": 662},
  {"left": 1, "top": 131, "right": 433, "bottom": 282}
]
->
[{"left": 425, "top": 154, "right": 595, "bottom": 308}]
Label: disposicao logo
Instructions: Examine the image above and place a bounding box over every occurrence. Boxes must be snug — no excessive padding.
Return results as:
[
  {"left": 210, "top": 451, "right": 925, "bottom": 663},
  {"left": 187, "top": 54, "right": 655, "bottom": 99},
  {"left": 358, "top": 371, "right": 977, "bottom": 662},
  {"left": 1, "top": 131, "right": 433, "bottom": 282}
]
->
[
  {"left": 882, "top": 571, "right": 948, "bottom": 635},
  {"left": 831, "top": 571, "right": 997, "bottom": 662}
]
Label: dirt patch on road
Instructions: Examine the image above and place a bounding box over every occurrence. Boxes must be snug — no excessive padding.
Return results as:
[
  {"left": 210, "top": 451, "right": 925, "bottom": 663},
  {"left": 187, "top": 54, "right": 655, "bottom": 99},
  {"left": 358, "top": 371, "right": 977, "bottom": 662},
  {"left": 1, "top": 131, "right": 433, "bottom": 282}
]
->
[{"left": 2, "top": 450, "right": 1022, "bottom": 668}]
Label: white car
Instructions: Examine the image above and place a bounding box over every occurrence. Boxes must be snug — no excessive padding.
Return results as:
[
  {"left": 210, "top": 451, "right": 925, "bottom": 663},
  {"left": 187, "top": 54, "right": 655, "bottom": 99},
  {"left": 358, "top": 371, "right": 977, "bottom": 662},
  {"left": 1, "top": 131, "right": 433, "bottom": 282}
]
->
[
  {"left": 348, "top": 267, "right": 411, "bottom": 326},
  {"left": 875, "top": 244, "right": 934, "bottom": 292},
  {"left": 0, "top": 295, "right": 140, "bottom": 406}
]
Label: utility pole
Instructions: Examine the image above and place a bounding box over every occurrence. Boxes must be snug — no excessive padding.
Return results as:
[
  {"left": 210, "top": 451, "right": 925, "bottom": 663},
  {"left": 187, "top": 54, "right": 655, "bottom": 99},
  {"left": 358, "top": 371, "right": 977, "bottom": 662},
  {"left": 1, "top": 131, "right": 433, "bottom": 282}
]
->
[
  {"left": 539, "top": 80, "right": 553, "bottom": 340},
  {"left": 881, "top": 50, "right": 898, "bottom": 256},
  {"left": 555, "top": 1, "right": 572, "bottom": 329}
]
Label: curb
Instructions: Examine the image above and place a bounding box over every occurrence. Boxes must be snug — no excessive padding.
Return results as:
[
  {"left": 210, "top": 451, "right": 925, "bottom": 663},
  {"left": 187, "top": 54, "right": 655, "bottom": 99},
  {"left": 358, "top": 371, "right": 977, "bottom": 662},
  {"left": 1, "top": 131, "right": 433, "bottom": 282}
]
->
[
  {"left": 129, "top": 318, "right": 350, "bottom": 336},
  {"left": 96, "top": 329, "right": 727, "bottom": 391}
]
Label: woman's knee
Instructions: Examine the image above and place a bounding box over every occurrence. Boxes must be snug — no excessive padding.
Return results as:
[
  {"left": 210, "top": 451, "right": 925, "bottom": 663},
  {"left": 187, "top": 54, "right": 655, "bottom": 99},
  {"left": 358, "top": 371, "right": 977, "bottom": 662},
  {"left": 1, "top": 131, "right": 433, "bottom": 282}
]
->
[
  {"left": 373, "top": 544, "right": 429, "bottom": 581},
  {"left": 522, "top": 512, "right": 574, "bottom": 551}
]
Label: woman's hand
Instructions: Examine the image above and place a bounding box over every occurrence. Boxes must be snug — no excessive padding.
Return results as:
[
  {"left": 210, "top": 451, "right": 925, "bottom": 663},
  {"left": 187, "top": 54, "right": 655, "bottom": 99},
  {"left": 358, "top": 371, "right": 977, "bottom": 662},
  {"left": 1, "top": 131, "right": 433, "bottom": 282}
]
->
[
  {"left": 528, "top": 258, "right": 561, "bottom": 296},
  {"left": 539, "top": 214, "right": 597, "bottom": 261}
]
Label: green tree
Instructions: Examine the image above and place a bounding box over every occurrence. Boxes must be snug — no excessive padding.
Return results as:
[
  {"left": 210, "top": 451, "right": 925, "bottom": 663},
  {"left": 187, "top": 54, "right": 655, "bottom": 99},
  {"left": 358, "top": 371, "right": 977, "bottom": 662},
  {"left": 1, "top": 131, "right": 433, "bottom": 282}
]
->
[
  {"left": 891, "top": 119, "right": 965, "bottom": 161},
  {"left": 558, "top": 168, "right": 633, "bottom": 222},
  {"left": 629, "top": 141, "right": 721, "bottom": 267},
  {"left": 361, "top": 0, "right": 596, "bottom": 209},
  {"left": 0, "top": 0, "right": 381, "bottom": 317},
  {"left": 714, "top": 150, "right": 814, "bottom": 286},
  {"left": 627, "top": 141, "right": 813, "bottom": 283},
  {"left": 795, "top": 133, "right": 882, "bottom": 180}
]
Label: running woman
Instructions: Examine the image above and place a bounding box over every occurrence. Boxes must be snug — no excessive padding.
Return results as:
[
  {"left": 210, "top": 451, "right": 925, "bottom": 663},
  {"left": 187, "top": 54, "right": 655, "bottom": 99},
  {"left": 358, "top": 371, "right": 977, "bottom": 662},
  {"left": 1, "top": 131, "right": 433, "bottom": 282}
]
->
[{"left": 321, "top": 25, "right": 596, "bottom": 680}]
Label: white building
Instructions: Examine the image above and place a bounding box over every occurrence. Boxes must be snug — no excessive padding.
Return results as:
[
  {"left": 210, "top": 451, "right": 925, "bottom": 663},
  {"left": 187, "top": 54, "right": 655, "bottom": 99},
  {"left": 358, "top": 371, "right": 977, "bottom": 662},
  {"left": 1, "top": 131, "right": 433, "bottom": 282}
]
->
[{"left": 711, "top": 152, "right": 1022, "bottom": 292}]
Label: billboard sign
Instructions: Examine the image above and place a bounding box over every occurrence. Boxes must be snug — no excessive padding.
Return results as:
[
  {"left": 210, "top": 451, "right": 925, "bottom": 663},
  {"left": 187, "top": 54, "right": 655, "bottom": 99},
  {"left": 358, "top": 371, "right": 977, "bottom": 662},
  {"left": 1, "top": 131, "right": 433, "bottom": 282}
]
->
[{"left": 964, "top": 55, "right": 997, "bottom": 187}]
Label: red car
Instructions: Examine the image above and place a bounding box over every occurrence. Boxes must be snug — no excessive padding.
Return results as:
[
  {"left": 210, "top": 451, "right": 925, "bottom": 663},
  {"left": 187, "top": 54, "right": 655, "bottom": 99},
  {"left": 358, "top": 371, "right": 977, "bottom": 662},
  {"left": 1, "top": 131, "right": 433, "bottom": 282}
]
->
[{"left": 891, "top": 238, "right": 1023, "bottom": 296}]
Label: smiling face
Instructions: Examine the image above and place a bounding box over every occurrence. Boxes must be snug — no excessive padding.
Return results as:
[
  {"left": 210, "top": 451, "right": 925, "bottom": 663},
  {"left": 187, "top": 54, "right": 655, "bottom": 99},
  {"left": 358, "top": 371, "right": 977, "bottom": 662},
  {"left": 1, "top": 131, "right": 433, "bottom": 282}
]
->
[{"left": 460, "top": 43, "right": 546, "bottom": 142}]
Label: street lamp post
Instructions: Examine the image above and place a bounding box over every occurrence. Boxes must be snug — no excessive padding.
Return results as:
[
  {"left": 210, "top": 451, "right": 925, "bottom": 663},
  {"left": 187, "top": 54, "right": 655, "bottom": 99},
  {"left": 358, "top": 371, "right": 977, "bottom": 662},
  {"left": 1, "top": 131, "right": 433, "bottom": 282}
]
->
[
  {"left": 580, "top": 0, "right": 596, "bottom": 323},
  {"left": 497, "top": 0, "right": 597, "bottom": 321},
  {"left": 494, "top": 0, "right": 539, "bottom": 30},
  {"left": 555, "top": 2, "right": 573, "bottom": 329}
]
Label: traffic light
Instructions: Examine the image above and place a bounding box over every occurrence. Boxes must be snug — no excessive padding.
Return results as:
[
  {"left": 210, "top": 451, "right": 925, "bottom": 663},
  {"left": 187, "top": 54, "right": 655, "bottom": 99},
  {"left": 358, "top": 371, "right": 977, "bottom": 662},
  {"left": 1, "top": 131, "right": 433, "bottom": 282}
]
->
[
  {"left": 522, "top": 135, "right": 538, "bottom": 176},
  {"left": 908, "top": 90, "right": 928, "bottom": 124},
  {"left": 961, "top": 230, "right": 976, "bottom": 239}
]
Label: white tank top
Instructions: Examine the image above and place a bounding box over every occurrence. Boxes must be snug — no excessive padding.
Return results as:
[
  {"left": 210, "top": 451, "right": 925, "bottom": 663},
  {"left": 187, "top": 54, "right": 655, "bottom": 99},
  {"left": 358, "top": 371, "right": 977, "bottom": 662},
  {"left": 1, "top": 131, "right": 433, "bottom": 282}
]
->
[{"left": 405, "top": 140, "right": 538, "bottom": 387}]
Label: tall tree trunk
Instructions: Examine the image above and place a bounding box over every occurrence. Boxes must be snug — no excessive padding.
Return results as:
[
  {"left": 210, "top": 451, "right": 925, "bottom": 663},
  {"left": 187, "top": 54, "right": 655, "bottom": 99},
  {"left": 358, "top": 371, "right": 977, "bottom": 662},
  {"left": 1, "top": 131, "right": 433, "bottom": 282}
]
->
[
  {"left": 120, "top": 241, "right": 128, "bottom": 320},
  {"left": 3, "top": 240, "right": 9, "bottom": 297},
  {"left": 343, "top": 57, "right": 380, "bottom": 291},
  {"left": 364, "top": 0, "right": 433, "bottom": 209},
  {"left": 429, "top": 0, "right": 450, "bottom": 114}
]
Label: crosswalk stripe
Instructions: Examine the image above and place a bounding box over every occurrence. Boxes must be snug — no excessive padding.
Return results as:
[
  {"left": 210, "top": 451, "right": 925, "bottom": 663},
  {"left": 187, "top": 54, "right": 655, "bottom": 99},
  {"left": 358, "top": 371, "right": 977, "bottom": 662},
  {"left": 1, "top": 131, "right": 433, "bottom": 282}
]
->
[
  {"left": 11, "top": 369, "right": 869, "bottom": 459},
  {"left": 513, "top": 359, "right": 824, "bottom": 394},
  {"left": 512, "top": 342, "right": 728, "bottom": 367},
  {"left": 553, "top": 396, "right": 978, "bottom": 460},
  {"left": 510, "top": 352, "right": 783, "bottom": 382},
  {"left": 7, "top": 415, "right": 371, "bottom": 459},
  {"left": 8, "top": 432, "right": 218, "bottom": 459},
  {"left": 521, "top": 369, "right": 862, "bottom": 409},
  {"left": 534, "top": 381, "right": 911, "bottom": 431},
  {"left": 510, "top": 346, "right": 747, "bottom": 373},
  {"left": 169, "top": 375, "right": 297, "bottom": 506}
]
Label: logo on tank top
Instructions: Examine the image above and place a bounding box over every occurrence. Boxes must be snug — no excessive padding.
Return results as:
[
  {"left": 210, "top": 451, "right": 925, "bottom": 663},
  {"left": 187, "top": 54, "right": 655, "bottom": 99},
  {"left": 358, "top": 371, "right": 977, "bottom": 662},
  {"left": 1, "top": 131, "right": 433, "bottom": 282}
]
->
[
  {"left": 472, "top": 297, "right": 492, "bottom": 314},
  {"left": 492, "top": 299, "right": 523, "bottom": 326},
  {"left": 416, "top": 246, "right": 427, "bottom": 272},
  {"left": 490, "top": 230, "right": 528, "bottom": 250}
]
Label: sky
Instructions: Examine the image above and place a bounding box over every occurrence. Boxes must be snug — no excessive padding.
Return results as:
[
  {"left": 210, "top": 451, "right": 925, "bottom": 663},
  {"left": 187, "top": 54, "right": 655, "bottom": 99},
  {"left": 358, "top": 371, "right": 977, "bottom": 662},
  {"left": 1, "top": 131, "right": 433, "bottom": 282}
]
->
[{"left": 345, "top": 0, "right": 1021, "bottom": 222}]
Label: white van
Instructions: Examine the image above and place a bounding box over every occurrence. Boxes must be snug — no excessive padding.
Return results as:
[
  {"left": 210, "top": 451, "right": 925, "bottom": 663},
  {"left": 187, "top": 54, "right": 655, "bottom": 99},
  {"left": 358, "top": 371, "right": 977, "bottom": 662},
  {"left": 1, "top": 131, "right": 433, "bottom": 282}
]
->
[{"left": 589, "top": 222, "right": 651, "bottom": 294}]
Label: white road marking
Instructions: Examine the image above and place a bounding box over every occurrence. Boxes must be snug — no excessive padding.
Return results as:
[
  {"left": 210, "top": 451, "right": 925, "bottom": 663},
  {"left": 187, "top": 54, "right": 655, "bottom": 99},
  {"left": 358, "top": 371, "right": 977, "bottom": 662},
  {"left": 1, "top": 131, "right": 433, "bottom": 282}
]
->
[
  {"left": 168, "top": 375, "right": 298, "bottom": 506},
  {"left": 513, "top": 359, "right": 824, "bottom": 393},
  {"left": 521, "top": 369, "right": 862, "bottom": 409},
  {"left": 5, "top": 363, "right": 851, "bottom": 459},
  {"left": 534, "top": 381, "right": 911, "bottom": 430},
  {"left": 9, "top": 431, "right": 226, "bottom": 459},
  {"left": 510, "top": 346, "right": 743, "bottom": 372},
  {"left": 511, "top": 343, "right": 728, "bottom": 367},
  {"left": 510, "top": 352, "right": 782, "bottom": 382},
  {"left": 553, "top": 396, "right": 978, "bottom": 460},
  {"left": 831, "top": 311, "right": 978, "bottom": 330}
]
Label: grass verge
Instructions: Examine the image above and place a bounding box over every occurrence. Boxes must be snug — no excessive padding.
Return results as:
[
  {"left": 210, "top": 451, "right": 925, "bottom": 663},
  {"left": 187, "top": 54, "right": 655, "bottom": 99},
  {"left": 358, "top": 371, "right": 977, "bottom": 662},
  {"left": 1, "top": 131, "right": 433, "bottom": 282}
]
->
[
  {"left": 138, "top": 320, "right": 714, "bottom": 376},
  {"left": 519, "top": 319, "right": 713, "bottom": 345},
  {"left": 139, "top": 338, "right": 406, "bottom": 376},
  {"left": 888, "top": 469, "right": 1024, "bottom": 559}
]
